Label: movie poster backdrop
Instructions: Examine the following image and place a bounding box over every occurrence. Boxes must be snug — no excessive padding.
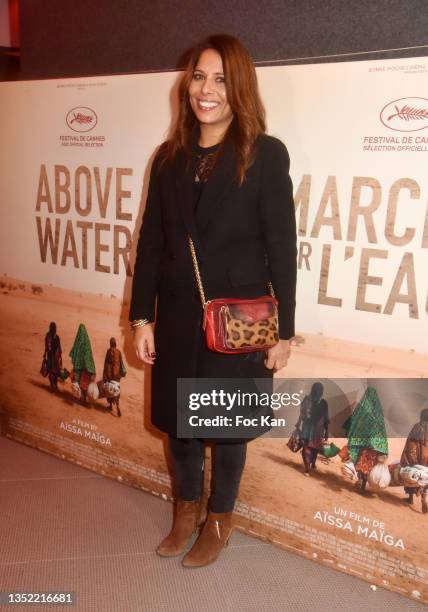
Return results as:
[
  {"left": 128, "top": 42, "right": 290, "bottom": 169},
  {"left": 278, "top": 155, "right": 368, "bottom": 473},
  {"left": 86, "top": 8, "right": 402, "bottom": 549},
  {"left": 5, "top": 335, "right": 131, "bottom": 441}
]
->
[{"left": 0, "top": 56, "right": 427, "bottom": 601}]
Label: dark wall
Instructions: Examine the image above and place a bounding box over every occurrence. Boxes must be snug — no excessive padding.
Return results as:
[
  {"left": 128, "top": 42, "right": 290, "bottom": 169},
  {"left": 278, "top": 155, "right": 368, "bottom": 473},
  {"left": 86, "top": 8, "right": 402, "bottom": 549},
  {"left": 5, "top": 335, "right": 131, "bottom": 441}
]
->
[{"left": 19, "top": 0, "right": 428, "bottom": 80}]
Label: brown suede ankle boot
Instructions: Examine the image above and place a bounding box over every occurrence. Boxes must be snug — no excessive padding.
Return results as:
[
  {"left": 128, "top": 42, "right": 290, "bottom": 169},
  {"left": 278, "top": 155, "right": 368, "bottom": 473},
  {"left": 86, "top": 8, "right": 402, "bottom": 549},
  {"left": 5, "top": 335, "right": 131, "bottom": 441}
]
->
[
  {"left": 156, "top": 499, "right": 200, "bottom": 557},
  {"left": 198, "top": 491, "right": 209, "bottom": 526},
  {"left": 181, "top": 511, "right": 233, "bottom": 568}
]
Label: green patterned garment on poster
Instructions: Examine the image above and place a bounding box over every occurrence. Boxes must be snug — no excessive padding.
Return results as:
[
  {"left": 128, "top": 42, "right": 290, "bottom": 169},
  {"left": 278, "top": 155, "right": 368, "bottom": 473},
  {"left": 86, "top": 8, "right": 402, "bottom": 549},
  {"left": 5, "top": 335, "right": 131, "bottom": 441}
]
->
[
  {"left": 343, "top": 387, "right": 388, "bottom": 464},
  {"left": 69, "top": 323, "right": 96, "bottom": 373}
]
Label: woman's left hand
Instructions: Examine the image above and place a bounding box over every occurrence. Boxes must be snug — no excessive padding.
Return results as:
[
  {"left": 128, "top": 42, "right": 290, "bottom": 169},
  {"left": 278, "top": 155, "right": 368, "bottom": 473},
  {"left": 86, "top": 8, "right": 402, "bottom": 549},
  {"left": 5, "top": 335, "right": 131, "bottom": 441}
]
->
[{"left": 264, "top": 339, "right": 291, "bottom": 371}]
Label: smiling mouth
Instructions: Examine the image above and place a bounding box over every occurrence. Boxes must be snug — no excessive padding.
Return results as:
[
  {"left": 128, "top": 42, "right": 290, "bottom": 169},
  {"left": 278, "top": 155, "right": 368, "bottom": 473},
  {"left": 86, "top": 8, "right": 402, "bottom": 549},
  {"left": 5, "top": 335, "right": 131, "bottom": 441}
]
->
[{"left": 197, "top": 100, "right": 220, "bottom": 111}]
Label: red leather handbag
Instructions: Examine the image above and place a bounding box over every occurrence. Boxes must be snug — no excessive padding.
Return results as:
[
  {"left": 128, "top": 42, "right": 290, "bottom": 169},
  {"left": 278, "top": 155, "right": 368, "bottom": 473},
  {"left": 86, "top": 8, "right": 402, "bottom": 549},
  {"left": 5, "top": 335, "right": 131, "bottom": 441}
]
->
[{"left": 189, "top": 237, "right": 279, "bottom": 354}]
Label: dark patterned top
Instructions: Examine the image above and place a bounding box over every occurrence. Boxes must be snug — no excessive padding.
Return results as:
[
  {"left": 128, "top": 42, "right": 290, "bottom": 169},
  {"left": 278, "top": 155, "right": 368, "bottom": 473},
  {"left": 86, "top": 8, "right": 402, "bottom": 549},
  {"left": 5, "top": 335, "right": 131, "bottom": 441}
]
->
[{"left": 193, "top": 142, "right": 220, "bottom": 211}]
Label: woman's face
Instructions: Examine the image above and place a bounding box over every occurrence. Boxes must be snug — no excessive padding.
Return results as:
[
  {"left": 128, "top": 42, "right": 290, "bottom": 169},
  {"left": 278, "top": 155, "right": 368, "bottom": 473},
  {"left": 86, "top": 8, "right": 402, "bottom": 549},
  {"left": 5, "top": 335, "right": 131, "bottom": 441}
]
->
[{"left": 188, "top": 48, "right": 233, "bottom": 133}]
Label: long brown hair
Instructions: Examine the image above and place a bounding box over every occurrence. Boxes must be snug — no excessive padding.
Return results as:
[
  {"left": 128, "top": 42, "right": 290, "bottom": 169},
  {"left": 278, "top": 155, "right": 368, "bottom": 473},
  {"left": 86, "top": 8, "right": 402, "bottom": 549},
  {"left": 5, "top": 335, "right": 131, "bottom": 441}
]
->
[{"left": 164, "top": 34, "right": 266, "bottom": 185}]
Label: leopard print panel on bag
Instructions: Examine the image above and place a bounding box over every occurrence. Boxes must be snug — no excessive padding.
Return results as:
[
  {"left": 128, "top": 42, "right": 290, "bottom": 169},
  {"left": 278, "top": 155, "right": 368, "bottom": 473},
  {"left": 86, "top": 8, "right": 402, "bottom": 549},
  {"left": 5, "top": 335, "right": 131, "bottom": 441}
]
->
[{"left": 222, "top": 307, "right": 279, "bottom": 349}]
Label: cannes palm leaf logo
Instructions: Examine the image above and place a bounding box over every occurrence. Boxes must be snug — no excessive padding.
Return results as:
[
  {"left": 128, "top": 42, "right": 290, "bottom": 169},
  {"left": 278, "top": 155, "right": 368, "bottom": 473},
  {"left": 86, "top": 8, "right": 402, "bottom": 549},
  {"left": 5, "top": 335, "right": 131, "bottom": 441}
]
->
[
  {"left": 387, "top": 105, "right": 428, "bottom": 122},
  {"left": 66, "top": 107, "right": 98, "bottom": 132},
  {"left": 70, "top": 112, "right": 94, "bottom": 125},
  {"left": 380, "top": 98, "right": 428, "bottom": 132}
]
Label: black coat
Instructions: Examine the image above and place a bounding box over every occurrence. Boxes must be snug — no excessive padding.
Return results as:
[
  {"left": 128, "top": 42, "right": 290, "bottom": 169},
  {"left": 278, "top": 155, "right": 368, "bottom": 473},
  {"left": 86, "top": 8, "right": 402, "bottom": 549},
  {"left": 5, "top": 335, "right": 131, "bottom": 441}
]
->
[{"left": 129, "top": 133, "right": 297, "bottom": 437}]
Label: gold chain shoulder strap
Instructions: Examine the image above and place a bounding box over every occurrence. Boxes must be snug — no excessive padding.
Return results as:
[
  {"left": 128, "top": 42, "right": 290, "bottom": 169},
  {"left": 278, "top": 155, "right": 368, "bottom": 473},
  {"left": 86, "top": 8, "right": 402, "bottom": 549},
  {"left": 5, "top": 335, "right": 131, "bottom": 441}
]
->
[
  {"left": 188, "top": 236, "right": 207, "bottom": 307},
  {"left": 188, "top": 236, "right": 276, "bottom": 308}
]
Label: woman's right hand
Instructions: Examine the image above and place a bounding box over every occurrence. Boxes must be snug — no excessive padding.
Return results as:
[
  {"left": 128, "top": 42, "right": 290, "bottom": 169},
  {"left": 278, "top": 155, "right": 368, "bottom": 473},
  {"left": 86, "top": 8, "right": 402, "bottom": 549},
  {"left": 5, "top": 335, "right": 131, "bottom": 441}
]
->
[{"left": 133, "top": 323, "right": 156, "bottom": 365}]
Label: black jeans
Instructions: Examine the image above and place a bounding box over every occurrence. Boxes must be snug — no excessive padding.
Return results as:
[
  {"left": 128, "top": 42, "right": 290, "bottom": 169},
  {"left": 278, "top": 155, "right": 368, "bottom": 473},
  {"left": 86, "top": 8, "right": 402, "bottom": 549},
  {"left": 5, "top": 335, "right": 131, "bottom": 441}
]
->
[{"left": 168, "top": 436, "right": 247, "bottom": 513}]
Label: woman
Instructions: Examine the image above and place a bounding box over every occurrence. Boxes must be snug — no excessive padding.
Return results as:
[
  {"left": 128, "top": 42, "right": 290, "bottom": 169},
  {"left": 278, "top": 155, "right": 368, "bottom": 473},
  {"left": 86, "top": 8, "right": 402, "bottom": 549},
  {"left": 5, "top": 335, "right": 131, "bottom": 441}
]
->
[
  {"left": 129, "top": 34, "right": 297, "bottom": 567},
  {"left": 400, "top": 408, "right": 428, "bottom": 512},
  {"left": 69, "top": 323, "right": 96, "bottom": 404},
  {"left": 342, "top": 387, "right": 388, "bottom": 492},
  {"left": 44, "top": 321, "right": 62, "bottom": 391},
  {"left": 295, "top": 382, "right": 329, "bottom": 475},
  {"left": 103, "top": 337, "right": 126, "bottom": 417}
]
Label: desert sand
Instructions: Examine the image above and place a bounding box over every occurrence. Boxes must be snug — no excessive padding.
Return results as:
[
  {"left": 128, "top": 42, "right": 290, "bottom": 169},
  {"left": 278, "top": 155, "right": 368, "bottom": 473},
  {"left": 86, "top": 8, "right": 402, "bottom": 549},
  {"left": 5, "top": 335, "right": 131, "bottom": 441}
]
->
[{"left": 0, "top": 276, "right": 427, "bottom": 603}]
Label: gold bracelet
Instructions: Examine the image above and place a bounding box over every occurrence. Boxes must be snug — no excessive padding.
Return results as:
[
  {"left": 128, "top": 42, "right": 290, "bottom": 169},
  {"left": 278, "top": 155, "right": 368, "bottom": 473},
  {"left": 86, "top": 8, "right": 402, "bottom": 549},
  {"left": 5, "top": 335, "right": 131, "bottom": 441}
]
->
[{"left": 130, "top": 318, "right": 150, "bottom": 330}]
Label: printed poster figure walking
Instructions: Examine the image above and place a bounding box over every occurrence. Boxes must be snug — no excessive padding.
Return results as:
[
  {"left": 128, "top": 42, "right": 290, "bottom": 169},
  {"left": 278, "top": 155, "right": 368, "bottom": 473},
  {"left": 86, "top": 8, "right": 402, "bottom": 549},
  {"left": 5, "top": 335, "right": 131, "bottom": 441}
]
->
[
  {"left": 400, "top": 407, "right": 428, "bottom": 513},
  {"left": 102, "top": 337, "right": 126, "bottom": 417},
  {"left": 295, "top": 382, "right": 329, "bottom": 476},
  {"left": 69, "top": 323, "right": 96, "bottom": 405},
  {"left": 341, "top": 387, "right": 389, "bottom": 493},
  {"left": 43, "top": 321, "right": 63, "bottom": 392}
]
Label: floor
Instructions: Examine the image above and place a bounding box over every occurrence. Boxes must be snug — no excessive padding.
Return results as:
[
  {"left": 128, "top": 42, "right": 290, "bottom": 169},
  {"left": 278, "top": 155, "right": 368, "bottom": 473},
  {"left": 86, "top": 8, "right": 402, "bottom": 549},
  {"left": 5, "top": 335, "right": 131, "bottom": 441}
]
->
[{"left": 0, "top": 435, "right": 424, "bottom": 612}]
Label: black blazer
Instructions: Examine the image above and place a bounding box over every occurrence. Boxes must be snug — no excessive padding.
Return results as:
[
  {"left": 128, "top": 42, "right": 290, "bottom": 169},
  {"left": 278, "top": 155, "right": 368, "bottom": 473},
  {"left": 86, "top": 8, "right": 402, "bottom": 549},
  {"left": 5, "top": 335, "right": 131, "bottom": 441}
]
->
[{"left": 130, "top": 133, "right": 297, "bottom": 340}]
